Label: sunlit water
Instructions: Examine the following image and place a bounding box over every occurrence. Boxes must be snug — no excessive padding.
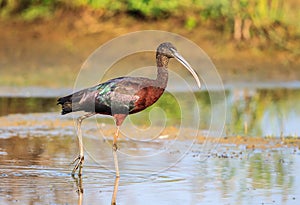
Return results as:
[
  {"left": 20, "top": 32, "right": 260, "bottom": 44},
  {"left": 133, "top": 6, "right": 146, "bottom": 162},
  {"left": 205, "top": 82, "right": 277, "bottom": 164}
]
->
[
  {"left": 1, "top": 88, "right": 300, "bottom": 137},
  {"left": 0, "top": 135, "right": 299, "bottom": 205},
  {"left": 0, "top": 87, "right": 300, "bottom": 204}
]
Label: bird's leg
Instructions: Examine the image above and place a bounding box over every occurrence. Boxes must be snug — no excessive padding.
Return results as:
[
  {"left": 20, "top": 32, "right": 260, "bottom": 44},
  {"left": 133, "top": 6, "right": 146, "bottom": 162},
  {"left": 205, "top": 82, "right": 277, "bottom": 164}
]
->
[
  {"left": 112, "top": 114, "right": 127, "bottom": 177},
  {"left": 71, "top": 113, "right": 96, "bottom": 177},
  {"left": 72, "top": 175, "right": 83, "bottom": 205},
  {"left": 111, "top": 126, "right": 120, "bottom": 205},
  {"left": 112, "top": 126, "right": 120, "bottom": 177},
  {"left": 111, "top": 114, "right": 126, "bottom": 205},
  {"left": 111, "top": 176, "right": 120, "bottom": 205}
]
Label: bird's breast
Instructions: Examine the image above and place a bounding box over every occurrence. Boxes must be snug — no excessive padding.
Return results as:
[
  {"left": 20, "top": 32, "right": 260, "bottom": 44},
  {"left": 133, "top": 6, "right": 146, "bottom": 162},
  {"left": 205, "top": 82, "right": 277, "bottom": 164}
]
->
[{"left": 131, "top": 86, "right": 165, "bottom": 114}]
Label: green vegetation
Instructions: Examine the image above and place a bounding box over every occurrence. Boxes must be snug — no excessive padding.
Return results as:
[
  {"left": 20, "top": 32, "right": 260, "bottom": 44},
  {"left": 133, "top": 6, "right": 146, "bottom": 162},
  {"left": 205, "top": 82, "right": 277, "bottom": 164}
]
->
[
  {"left": 0, "top": 0, "right": 53, "bottom": 21},
  {"left": 0, "top": 0, "right": 299, "bottom": 47}
]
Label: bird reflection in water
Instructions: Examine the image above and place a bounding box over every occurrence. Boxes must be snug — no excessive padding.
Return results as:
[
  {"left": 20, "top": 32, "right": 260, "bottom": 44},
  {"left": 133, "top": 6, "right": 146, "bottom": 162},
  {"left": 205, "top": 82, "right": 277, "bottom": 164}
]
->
[{"left": 72, "top": 175, "right": 119, "bottom": 205}]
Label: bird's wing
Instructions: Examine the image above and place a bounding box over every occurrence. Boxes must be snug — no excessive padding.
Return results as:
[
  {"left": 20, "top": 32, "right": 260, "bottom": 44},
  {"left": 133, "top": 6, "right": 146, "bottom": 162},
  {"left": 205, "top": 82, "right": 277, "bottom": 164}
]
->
[
  {"left": 58, "top": 76, "right": 148, "bottom": 114},
  {"left": 96, "top": 77, "right": 144, "bottom": 113},
  {"left": 72, "top": 76, "right": 153, "bottom": 114}
]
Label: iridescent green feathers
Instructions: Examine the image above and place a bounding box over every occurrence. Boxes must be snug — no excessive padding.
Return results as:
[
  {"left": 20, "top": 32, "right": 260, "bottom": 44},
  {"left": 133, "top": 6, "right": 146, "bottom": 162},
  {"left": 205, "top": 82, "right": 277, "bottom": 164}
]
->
[{"left": 57, "top": 77, "right": 143, "bottom": 115}]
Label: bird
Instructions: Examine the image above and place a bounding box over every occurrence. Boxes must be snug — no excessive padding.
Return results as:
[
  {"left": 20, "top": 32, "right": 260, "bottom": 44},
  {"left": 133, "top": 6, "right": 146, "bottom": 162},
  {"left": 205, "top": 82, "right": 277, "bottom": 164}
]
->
[{"left": 57, "top": 42, "right": 201, "bottom": 178}]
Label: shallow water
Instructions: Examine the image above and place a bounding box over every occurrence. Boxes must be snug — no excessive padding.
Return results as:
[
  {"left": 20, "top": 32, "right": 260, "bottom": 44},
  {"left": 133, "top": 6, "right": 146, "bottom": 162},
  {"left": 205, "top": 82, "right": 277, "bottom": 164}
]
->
[
  {"left": 0, "top": 134, "right": 299, "bottom": 205},
  {"left": 0, "top": 87, "right": 300, "bottom": 204},
  {"left": 1, "top": 88, "right": 300, "bottom": 137}
]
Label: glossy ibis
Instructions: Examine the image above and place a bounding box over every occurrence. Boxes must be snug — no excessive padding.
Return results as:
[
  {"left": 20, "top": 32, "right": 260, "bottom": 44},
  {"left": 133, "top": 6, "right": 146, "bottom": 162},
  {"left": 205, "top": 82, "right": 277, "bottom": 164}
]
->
[{"left": 57, "top": 42, "right": 201, "bottom": 177}]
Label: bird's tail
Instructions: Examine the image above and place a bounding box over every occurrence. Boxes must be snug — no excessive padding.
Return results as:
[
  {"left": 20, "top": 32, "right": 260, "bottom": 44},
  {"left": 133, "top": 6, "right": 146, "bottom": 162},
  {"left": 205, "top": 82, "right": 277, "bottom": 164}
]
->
[{"left": 57, "top": 93, "right": 82, "bottom": 115}]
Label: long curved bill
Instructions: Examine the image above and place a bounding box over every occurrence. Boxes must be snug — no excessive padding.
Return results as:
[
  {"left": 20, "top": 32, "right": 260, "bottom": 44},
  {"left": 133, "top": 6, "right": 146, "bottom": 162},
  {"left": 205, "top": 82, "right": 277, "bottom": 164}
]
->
[{"left": 171, "top": 49, "right": 201, "bottom": 89}]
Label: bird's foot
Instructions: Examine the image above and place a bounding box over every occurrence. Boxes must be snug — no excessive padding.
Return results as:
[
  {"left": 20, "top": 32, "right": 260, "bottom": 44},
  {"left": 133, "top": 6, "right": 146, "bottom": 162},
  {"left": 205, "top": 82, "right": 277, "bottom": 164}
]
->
[{"left": 71, "top": 155, "right": 84, "bottom": 177}]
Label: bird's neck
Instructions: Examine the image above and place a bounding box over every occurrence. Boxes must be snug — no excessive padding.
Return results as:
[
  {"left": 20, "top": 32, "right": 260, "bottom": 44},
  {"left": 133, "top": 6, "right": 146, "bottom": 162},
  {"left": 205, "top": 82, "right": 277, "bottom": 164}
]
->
[{"left": 155, "top": 54, "right": 169, "bottom": 89}]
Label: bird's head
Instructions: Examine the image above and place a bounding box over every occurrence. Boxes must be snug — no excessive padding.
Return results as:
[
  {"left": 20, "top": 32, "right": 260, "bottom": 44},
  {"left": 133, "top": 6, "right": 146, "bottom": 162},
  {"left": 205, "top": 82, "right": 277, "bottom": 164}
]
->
[
  {"left": 156, "top": 42, "right": 178, "bottom": 58},
  {"left": 157, "top": 42, "right": 201, "bottom": 89}
]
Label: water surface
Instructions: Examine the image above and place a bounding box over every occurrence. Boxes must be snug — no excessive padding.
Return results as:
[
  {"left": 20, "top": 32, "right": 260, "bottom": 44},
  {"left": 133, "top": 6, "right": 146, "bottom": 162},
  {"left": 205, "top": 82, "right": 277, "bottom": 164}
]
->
[
  {"left": 0, "top": 87, "right": 300, "bottom": 204},
  {"left": 0, "top": 135, "right": 299, "bottom": 205},
  {"left": 1, "top": 88, "right": 299, "bottom": 137}
]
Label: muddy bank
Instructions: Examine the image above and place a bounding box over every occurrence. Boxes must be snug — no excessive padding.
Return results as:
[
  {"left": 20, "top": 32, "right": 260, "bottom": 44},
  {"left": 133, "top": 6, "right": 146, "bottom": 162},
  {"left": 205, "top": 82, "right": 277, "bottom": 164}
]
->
[
  {"left": 1, "top": 113, "right": 299, "bottom": 150},
  {"left": 0, "top": 11, "right": 299, "bottom": 87}
]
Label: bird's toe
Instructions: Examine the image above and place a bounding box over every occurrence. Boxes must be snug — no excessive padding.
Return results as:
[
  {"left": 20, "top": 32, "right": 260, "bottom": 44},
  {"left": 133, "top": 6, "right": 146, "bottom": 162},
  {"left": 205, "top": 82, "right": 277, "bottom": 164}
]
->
[{"left": 71, "top": 155, "right": 84, "bottom": 176}]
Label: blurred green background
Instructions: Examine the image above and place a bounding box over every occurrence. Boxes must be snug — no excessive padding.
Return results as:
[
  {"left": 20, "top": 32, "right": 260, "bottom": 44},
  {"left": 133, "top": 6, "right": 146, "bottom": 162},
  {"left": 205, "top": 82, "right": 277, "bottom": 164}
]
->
[
  {"left": 0, "top": 0, "right": 299, "bottom": 87},
  {"left": 1, "top": 0, "right": 299, "bottom": 40}
]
